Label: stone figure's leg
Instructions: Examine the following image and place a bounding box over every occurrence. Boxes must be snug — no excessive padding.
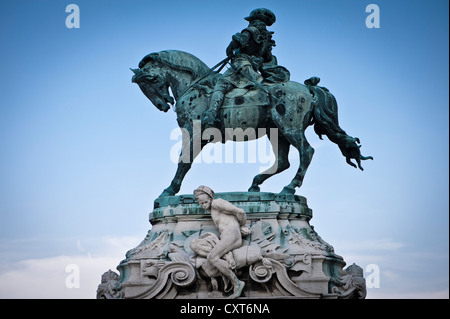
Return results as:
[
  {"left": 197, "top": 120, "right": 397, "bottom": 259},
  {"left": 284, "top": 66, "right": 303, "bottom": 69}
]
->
[
  {"left": 207, "top": 230, "right": 244, "bottom": 298},
  {"left": 210, "top": 277, "right": 219, "bottom": 292},
  {"left": 280, "top": 130, "right": 314, "bottom": 194},
  {"left": 248, "top": 132, "right": 291, "bottom": 192}
]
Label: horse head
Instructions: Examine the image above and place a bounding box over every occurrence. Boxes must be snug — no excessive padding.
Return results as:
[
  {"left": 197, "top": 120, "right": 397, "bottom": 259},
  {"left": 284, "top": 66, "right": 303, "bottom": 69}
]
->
[
  {"left": 131, "top": 67, "right": 173, "bottom": 112},
  {"left": 132, "top": 50, "right": 210, "bottom": 114},
  {"left": 131, "top": 50, "right": 209, "bottom": 112}
]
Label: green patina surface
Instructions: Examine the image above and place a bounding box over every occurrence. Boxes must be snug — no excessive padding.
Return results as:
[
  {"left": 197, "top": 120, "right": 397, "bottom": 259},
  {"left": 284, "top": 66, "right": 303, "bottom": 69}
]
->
[{"left": 151, "top": 192, "right": 312, "bottom": 223}]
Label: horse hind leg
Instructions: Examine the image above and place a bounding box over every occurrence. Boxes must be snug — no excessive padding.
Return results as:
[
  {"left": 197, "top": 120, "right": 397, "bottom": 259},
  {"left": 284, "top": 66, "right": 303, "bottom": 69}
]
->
[
  {"left": 248, "top": 132, "right": 291, "bottom": 192},
  {"left": 280, "top": 131, "right": 314, "bottom": 195}
]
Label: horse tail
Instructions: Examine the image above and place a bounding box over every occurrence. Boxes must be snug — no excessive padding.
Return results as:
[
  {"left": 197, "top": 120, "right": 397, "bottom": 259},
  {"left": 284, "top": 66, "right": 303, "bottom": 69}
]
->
[{"left": 305, "top": 77, "right": 373, "bottom": 170}]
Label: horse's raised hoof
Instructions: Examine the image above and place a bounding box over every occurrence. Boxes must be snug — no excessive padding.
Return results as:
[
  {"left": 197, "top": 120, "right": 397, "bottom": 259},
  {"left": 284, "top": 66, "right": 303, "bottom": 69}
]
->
[
  {"left": 159, "top": 188, "right": 176, "bottom": 197},
  {"left": 248, "top": 185, "right": 260, "bottom": 192},
  {"left": 280, "top": 186, "right": 296, "bottom": 195}
]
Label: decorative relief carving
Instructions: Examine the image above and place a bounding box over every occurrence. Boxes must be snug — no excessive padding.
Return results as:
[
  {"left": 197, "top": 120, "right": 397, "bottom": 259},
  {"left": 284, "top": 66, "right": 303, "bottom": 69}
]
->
[{"left": 98, "top": 192, "right": 365, "bottom": 299}]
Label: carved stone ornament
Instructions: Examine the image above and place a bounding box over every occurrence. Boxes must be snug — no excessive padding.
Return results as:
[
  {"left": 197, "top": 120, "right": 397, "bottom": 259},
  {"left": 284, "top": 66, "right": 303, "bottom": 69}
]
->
[
  {"left": 96, "top": 269, "right": 123, "bottom": 299},
  {"left": 98, "top": 192, "right": 366, "bottom": 299}
]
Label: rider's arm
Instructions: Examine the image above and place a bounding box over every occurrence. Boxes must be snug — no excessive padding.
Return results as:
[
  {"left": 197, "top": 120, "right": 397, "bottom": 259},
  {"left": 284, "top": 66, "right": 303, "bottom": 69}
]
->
[{"left": 226, "top": 31, "right": 251, "bottom": 56}]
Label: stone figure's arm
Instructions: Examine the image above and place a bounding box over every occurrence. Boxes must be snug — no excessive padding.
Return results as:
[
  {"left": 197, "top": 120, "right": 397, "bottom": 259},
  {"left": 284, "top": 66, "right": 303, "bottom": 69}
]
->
[{"left": 213, "top": 199, "right": 247, "bottom": 226}]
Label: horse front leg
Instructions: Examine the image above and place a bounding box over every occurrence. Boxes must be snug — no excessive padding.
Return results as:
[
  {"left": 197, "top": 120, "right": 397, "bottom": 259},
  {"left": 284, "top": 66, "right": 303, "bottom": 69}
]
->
[
  {"left": 159, "top": 162, "right": 192, "bottom": 197},
  {"left": 159, "top": 134, "right": 205, "bottom": 197}
]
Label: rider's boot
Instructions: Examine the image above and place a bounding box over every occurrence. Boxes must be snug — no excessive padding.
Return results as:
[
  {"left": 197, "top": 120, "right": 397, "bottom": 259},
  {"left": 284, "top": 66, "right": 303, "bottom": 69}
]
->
[{"left": 204, "top": 89, "right": 225, "bottom": 127}]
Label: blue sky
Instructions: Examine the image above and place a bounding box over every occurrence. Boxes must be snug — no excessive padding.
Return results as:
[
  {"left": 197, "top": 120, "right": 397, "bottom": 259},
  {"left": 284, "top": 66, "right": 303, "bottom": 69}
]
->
[{"left": 0, "top": 0, "right": 448, "bottom": 298}]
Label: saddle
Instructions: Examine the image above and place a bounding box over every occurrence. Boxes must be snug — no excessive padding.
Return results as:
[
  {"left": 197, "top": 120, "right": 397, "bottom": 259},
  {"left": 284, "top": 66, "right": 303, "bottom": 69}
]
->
[
  {"left": 220, "top": 88, "right": 270, "bottom": 130},
  {"left": 191, "top": 74, "right": 270, "bottom": 105},
  {"left": 189, "top": 72, "right": 271, "bottom": 129},
  {"left": 222, "top": 87, "right": 270, "bottom": 108}
]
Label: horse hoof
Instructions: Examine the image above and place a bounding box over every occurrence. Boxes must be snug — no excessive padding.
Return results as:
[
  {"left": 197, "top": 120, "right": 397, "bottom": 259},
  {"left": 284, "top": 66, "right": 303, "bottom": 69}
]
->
[
  {"left": 248, "top": 186, "right": 260, "bottom": 192},
  {"left": 280, "top": 186, "right": 295, "bottom": 195},
  {"left": 159, "top": 189, "right": 176, "bottom": 197}
]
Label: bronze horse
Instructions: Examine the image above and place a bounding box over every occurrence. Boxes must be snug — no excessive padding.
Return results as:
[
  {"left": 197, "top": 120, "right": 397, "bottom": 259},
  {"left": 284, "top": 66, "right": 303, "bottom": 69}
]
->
[{"left": 131, "top": 50, "right": 372, "bottom": 197}]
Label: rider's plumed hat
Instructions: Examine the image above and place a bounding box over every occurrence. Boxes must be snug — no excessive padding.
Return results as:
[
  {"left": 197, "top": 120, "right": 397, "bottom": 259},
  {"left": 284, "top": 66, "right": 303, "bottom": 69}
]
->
[{"left": 245, "top": 8, "right": 276, "bottom": 26}]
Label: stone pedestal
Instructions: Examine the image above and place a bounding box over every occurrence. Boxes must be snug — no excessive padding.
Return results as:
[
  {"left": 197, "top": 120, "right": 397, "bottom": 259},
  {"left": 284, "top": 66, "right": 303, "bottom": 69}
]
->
[{"left": 97, "top": 192, "right": 366, "bottom": 299}]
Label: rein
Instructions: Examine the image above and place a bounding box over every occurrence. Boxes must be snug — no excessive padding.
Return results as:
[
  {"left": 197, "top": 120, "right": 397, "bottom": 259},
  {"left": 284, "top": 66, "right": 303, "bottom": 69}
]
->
[{"left": 178, "top": 55, "right": 233, "bottom": 100}]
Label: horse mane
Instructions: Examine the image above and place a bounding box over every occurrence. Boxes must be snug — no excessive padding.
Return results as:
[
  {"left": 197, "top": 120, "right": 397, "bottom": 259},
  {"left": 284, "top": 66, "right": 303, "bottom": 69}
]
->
[{"left": 138, "top": 50, "right": 210, "bottom": 80}]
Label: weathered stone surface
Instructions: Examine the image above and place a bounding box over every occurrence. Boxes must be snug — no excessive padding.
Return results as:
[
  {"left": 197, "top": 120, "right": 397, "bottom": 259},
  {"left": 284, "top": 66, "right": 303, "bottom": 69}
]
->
[{"left": 97, "top": 192, "right": 366, "bottom": 299}]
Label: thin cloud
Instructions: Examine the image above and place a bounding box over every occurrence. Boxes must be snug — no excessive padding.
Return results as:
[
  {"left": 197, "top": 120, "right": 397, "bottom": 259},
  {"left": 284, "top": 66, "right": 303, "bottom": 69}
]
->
[
  {"left": 0, "top": 235, "right": 142, "bottom": 299},
  {"left": 335, "top": 238, "right": 406, "bottom": 252}
]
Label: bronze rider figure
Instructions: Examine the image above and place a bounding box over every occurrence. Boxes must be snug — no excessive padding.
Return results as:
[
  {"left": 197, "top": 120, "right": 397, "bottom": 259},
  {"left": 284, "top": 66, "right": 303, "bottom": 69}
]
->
[{"left": 203, "top": 8, "right": 290, "bottom": 127}]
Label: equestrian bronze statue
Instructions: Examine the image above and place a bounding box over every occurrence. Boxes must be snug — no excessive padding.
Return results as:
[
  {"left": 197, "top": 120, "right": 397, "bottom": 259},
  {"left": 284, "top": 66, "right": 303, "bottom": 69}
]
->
[{"left": 131, "top": 8, "right": 372, "bottom": 197}]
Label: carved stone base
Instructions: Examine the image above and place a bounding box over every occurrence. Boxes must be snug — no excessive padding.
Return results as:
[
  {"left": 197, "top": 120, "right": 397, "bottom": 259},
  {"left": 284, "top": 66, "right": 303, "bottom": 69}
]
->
[{"left": 97, "top": 192, "right": 366, "bottom": 299}]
